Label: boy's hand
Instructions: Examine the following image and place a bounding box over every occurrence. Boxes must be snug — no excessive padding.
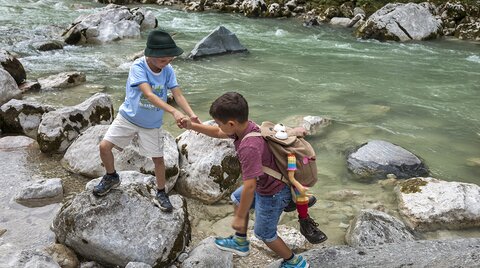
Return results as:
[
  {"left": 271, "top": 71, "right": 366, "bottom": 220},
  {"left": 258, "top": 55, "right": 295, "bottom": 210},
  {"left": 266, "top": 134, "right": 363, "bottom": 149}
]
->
[
  {"left": 180, "top": 117, "right": 192, "bottom": 129},
  {"left": 190, "top": 115, "right": 201, "bottom": 124},
  {"left": 231, "top": 215, "right": 246, "bottom": 232},
  {"left": 172, "top": 110, "right": 186, "bottom": 128}
]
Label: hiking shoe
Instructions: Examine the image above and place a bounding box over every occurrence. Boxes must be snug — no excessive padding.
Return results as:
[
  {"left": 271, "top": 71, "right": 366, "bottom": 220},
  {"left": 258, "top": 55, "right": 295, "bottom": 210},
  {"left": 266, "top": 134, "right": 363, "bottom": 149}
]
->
[
  {"left": 284, "top": 195, "right": 317, "bottom": 212},
  {"left": 299, "top": 215, "right": 328, "bottom": 244},
  {"left": 214, "top": 235, "right": 250, "bottom": 256},
  {"left": 280, "top": 255, "right": 309, "bottom": 268},
  {"left": 155, "top": 190, "right": 173, "bottom": 212},
  {"left": 93, "top": 173, "right": 120, "bottom": 196}
]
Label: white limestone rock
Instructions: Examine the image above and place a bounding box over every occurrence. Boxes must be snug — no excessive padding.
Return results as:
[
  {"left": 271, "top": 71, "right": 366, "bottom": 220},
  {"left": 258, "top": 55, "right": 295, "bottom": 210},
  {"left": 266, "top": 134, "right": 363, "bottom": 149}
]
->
[
  {"left": 395, "top": 177, "right": 480, "bottom": 231},
  {"left": 176, "top": 122, "right": 241, "bottom": 204}
]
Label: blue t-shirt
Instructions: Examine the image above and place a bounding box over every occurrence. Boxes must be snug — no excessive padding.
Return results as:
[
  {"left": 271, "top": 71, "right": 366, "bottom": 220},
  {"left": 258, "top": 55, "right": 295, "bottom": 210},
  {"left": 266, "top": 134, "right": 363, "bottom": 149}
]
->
[{"left": 119, "top": 57, "right": 178, "bottom": 128}]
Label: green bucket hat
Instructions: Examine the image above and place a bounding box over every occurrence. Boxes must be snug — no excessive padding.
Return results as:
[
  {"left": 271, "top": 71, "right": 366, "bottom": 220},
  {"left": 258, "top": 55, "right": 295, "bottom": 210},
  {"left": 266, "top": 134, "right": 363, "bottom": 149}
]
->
[{"left": 144, "top": 30, "right": 184, "bottom": 58}]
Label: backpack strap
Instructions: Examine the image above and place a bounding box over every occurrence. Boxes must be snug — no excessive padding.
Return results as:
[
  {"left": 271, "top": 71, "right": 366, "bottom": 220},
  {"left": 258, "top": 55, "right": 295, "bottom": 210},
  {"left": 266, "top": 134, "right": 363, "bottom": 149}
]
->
[
  {"left": 241, "top": 132, "right": 291, "bottom": 185},
  {"left": 242, "top": 132, "right": 262, "bottom": 140}
]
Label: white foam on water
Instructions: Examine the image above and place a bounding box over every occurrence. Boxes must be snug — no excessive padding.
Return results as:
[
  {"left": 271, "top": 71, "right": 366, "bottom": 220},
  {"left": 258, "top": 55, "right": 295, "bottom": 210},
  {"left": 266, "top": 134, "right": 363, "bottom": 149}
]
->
[{"left": 466, "top": 55, "right": 480, "bottom": 63}]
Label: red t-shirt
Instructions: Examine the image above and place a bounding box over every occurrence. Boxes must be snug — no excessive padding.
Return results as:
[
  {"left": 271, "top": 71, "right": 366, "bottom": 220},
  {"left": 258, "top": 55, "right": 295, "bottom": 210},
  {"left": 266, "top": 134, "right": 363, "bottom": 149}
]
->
[{"left": 232, "top": 121, "right": 286, "bottom": 195}]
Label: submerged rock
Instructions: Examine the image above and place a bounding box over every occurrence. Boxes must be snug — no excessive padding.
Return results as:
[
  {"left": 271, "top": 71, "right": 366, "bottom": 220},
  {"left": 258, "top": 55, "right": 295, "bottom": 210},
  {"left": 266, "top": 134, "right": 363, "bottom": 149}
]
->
[
  {"left": 38, "top": 72, "right": 86, "bottom": 90},
  {"left": 15, "top": 178, "right": 64, "bottom": 207},
  {"left": 347, "top": 140, "right": 429, "bottom": 181}
]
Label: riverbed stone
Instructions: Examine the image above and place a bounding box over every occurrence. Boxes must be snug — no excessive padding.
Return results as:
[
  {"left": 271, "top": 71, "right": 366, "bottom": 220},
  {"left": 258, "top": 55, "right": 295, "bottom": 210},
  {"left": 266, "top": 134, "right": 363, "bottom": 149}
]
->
[
  {"left": 14, "top": 178, "right": 63, "bottom": 207},
  {"left": 176, "top": 122, "right": 241, "bottom": 204},
  {"left": 0, "top": 49, "right": 26, "bottom": 85},
  {"left": 18, "top": 80, "right": 41, "bottom": 93},
  {"left": 181, "top": 236, "right": 233, "bottom": 268},
  {"left": 356, "top": 3, "right": 443, "bottom": 41},
  {"left": 44, "top": 243, "right": 80, "bottom": 268},
  {"left": 395, "top": 177, "right": 480, "bottom": 231},
  {"left": 267, "top": 238, "right": 480, "bottom": 267},
  {"left": 38, "top": 71, "right": 87, "bottom": 90},
  {"left": 345, "top": 209, "right": 416, "bottom": 247},
  {"left": 37, "top": 93, "right": 113, "bottom": 153},
  {"left": 34, "top": 40, "right": 65, "bottom": 51},
  {"left": 188, "top": 26, "right": 248, "bottom": 59},
  {"left": 241, "top": 0, "right": 267, "bottom": 17},
  {"left": 0, "top": 135, "right": 37, "bottom": 150},
  {"left": 347, "top": 140, "right": 429, "bottom": 180},
  {"left": 249, "top": 225, "right": 311, "bottom": 253},
  {"left": 125, "top": 262, "right": 152, "bottom": 268},
  {"left": 52, "top": 184, "right": 190, "bottom": 267},
  {"left": 4, "top": 249, "right": 61, "bottom": 268},
  {"left": 0, "top": 99, "right": 55, "bottom": 138},
  {"left": 0, "top": 69, "right": 21, "bottom": 106},
  {"left": 63, "top": 4, "right": 157, "bottom": 45},
  {"left": 62, "top": 125, "right": 180, "bottom": 187}
]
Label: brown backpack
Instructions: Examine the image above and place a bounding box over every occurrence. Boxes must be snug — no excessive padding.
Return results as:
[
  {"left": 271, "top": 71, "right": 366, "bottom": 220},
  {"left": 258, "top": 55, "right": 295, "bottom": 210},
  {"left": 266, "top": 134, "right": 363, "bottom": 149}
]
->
[{"left": 243, "top": 121, "right": 318, "bottom": 187}]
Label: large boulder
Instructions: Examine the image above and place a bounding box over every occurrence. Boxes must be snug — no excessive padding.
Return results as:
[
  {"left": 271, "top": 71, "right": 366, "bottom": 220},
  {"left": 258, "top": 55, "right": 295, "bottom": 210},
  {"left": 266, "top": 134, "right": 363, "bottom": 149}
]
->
[
  {"left": 37, "top": 93, "right": 114, "bottom": 153},
  {"left": 176, "top": 123, "right": 242, "bottom": 204},
  {"left": 85, "top": 171, "right": 177, "bottom": 195},
  {"left": 356, "top": 3, "right": 443, "bottom": 41},
  {"left": 62, "top": 125, "right": 180, "bottom": 188},
  {"left": 345, "top": 209, "right": 416, "bottom": 247},
  {"left": 0, "top": 50, "right": 26, "bottom": 85},
  {"left": 0, "top": 99, "right": 55, "bottom": 138},
  {"left": 188, "top": 26, "right": 248, "bottom": 59},
  {"left": 347, "top": 140, "right": 429, "bottom": 181},
  {"left": 0, "top": 69, "right": 21, "bottom": 106},
  {"left": 395, "top": 177, "right": 480, "bottom": 231},
  {"left": 52, "top": 184, "right": 190, "bottom": 267},
  {"left": 63, "top": 4, "right": 157, "bottom": 45},
  {"left": 267, "top": 238, "right": 480, "bottom": 267}
]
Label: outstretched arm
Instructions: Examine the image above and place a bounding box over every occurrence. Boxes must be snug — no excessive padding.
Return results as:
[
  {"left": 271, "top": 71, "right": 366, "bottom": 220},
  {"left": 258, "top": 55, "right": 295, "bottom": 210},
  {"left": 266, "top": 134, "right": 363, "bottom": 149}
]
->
[
  {"left": 139, "top": 83, "right": 185, "bottom": 127},
  {"left": 171, "top": 87, "right": 201, "bottom": 124},
  {"left": 182, "top": 118, "right": 229, "bottom": 139}
]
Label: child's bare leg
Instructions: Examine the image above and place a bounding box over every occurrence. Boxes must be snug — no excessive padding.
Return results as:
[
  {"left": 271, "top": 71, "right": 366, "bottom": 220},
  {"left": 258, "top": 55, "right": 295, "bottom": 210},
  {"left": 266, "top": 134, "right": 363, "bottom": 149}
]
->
[
  {"left": 152, "top": 157, "right": 166, "bottom": 190},
  {"left": 264, "top": 237, "right": 292, "bottom": 259},
  {"left": 99, "top": 140, "right": 116, "bottom": 173}
]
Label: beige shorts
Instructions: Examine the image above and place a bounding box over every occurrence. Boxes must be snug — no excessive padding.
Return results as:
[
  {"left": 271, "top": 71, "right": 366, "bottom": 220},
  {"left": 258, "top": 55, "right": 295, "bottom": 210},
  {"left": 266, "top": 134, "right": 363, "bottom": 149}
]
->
[{"left": 103, "top": 113, "right": 164, "bottom": 158}]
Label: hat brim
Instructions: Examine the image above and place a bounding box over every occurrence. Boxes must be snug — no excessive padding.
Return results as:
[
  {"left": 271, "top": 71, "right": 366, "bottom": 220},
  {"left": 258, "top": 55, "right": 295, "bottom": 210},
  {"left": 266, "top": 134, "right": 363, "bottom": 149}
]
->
[{"left": 144, "top": 46, "right": 184, "bottom": 58}]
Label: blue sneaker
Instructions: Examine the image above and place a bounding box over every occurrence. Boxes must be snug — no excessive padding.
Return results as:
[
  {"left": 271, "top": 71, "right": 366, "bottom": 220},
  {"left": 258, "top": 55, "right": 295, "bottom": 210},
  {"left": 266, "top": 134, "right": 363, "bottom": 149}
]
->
[
  {"left": 93, "top": 173, "right": 120, "bottom": 196},
  {"left": 280, "top": 255, "right": 309, "bottom": 268},
  {"left": 214, "top": 235, "right": 250, "bottom": 256}
]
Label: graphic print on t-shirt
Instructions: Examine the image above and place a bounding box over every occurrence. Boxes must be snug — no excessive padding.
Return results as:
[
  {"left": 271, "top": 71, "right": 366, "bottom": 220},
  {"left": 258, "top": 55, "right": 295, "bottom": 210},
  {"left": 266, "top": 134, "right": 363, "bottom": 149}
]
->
[{"left": 139, "top": 84, "right": 163, "bottom": 111}]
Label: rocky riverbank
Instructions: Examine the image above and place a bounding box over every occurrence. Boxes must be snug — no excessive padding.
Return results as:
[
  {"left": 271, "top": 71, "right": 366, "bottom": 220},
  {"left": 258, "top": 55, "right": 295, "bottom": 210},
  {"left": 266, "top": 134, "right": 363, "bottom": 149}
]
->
[{"left": 96, "top": 0, "right": 480, "bottom": 41}]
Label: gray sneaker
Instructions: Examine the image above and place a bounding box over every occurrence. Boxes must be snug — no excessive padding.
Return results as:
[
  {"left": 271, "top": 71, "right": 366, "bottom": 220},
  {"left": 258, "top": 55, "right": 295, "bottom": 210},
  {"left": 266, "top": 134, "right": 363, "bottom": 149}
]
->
[
  {"left": 93, "top": 173, "right": 120, "bottom": 196},
  {"left": 155, "top": 190, "right": 173, "bottom": 212}
]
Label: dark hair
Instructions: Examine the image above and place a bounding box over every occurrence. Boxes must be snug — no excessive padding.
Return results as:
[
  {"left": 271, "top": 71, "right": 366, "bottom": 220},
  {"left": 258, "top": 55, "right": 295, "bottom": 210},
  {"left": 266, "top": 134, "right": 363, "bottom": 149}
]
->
[{"left": 209, "top": 92, "right": 249, "bottom": 123}]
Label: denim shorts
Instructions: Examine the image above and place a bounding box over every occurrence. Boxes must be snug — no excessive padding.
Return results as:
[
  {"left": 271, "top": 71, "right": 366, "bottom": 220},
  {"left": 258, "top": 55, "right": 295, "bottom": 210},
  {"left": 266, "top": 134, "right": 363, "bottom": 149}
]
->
[{"left": 231, "top": 184, "right": 291, "bottom": 243}]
